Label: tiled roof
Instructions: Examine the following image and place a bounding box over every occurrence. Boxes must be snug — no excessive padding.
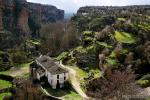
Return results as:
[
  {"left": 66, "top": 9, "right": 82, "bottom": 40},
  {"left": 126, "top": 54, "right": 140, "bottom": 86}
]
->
[{"left": 36, "top": 55, "right": 68, "bottom": 75}]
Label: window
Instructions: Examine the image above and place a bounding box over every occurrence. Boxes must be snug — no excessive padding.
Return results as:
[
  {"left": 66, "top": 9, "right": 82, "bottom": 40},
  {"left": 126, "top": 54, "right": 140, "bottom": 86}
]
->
[{"left": 57, "top": 75, "right": 59, "bottom": 79}]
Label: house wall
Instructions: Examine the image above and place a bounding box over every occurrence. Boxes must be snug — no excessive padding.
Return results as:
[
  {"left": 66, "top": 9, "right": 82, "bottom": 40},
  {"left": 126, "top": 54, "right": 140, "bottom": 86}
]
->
[
  {"left": 36, "top": 72, "right": 45, "bottom": 80},
  {"left": 37, "top": 72, "right": 40, "bottom": 80},
  {"left": 47, "top": 72, "right": 52, "bottom": 85},
  {"left": 49, "top": 72, "right": 69, "bottom": 89}
]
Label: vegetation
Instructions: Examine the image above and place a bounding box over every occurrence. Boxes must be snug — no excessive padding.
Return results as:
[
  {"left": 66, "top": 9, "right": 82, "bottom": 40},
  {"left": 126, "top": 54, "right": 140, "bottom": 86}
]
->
[
  {"left": 70, "top": 6, "right": 150, "bottom": 99},
  {"left": 137, "top": 74, "right": 150, "bottom": 87},
  {"left": 40, "top": 21, "right": 80, "bottom": 56},
  {"left": 0, "top": 79, "right": 12, "bottom": 89},
  {"left": 117, "top": 18, "right": 126, "bottom": 21},
  {"left": 45, "top": 87, "right": 82, "bottom": 99},
  {"left": 86, "top": 69, "right": 139, "bottom": 99},
  {"left": 0, "top": 2, "right": 150, "bottom": 99},
  {"left": 64, "top": 91, "right": 82, "bottom": 100},
  {"left": 0, "top": 92, "right": 11, "bottom": 100},
  {"left": 55, "top": 51, "right": 70, "bottom": 61},
  {"left": 115, "top": 31, "right": 137, "bottom": 44}
]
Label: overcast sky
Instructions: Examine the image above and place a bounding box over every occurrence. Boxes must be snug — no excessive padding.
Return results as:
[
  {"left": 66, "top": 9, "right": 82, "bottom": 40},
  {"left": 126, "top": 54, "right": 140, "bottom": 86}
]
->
[{"left": 27, "top": 0, "right": 150, "bottom": 13}]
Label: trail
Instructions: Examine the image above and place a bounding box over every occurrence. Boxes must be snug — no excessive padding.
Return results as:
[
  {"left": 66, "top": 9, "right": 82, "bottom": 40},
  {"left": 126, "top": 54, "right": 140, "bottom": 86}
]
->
[
  {"left": 9, "top": 66, "right": 29, "bottom": 77},
  {"left": 60, "top": 61, "right": 89, "bottom": 100}
]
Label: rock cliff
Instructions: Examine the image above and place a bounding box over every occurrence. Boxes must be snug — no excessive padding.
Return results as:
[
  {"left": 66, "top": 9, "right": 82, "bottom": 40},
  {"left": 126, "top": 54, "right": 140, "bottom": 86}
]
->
[
  {"left": 0, "top": 0, "right": 64, "bottom": 34},
  {"left": 77, "top": 5, "right": 150, "bottom": 16}
]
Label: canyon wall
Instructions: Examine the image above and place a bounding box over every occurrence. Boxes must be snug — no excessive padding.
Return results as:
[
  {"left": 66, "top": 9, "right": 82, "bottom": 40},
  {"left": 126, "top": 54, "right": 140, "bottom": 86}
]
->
[
  {"left": 77, "top": 5, "right": 150, "bottom": 16},
  {"left": 0, "top": 0, "right": 64, "bottom": 34}
]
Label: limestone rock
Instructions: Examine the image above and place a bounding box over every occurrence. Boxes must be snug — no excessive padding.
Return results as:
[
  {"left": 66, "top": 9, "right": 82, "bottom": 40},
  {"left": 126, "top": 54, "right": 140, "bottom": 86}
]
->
[{"left": 0, "top": 0, "right": 64, "bottom": 35}]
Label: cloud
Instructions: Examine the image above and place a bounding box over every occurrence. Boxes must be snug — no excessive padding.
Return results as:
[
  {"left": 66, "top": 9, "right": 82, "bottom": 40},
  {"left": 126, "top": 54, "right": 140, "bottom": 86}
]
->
[{"left": 27, "top": 0, "right": 150, "bottom": 13}]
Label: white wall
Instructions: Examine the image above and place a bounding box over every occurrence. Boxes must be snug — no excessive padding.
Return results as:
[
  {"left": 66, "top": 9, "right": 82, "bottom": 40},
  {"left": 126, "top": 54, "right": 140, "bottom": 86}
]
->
[
  {"left": 49, "top": 72, "right": 69, "bottom": 89},
  {"left": 37, "top": 73, "right": 40, "bottom": 80},
  {"left": 51, "top": 74, "right": 57, "bottom": 89},
  {"left": 47, "top": 72, "right": 52, "bottom": 85}
]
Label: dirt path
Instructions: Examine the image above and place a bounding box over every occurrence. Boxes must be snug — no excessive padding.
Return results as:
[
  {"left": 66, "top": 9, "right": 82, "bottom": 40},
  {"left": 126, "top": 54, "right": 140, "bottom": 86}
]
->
[
  {"left": 144, "top": 87, "right": 150, "bottom": 96},
  {"left": 9, "top": 66, "right": 29, "bottom": 77},
  {"left": 60, "top": 61, "right": 89, "bottom": 100}
]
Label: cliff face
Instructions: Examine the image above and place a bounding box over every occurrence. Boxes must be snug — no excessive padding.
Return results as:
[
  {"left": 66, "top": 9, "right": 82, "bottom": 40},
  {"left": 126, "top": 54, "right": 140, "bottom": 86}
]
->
[
  {"left": 0, "top": 0, "right": 64, "bottom": 34},
  {"left": 28, "top": 3, "right": 64, "bottom": 23},
  {"left": 77, "top": 5, "right": 150, "bottom": 16}
]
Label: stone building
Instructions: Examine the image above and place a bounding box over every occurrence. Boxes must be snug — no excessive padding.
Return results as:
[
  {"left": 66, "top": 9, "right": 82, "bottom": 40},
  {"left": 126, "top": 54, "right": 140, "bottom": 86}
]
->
[{"left": 30, "top": 55, "right": 69, "bottom": 89}]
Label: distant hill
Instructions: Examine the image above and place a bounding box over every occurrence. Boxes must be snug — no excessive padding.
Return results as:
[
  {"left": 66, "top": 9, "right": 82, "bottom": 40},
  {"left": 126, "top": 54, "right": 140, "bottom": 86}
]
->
[
  {"left": 64, "top": 13, "right": 74, "bottom": 20},
  {"left": 77, "top": 5, "right": 150, "bottom": 16}
]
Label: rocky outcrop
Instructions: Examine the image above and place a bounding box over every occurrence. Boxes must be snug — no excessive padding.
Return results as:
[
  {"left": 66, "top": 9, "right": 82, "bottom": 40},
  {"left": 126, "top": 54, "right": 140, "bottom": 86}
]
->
[
  {"left": 0, "top": 0, "right": 64, "bottom": 34},
  {"left": 17, "top": 7, "right": 30, "bottom": 34},
  {"left": 28, "top": 3, "right": 64, "bottom": 23},
  {"left": 77, "top": 5, "right": 150, "bottom": 16}
]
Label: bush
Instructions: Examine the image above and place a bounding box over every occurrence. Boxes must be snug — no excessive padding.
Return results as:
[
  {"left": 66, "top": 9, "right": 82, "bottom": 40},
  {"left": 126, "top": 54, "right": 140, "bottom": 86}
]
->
[
  {"left": 56, "top": 52, "right": 70, "bottom": 61},
  {"left": 82, "top": 31, "right": 93, "bottom": 36},
  {"left": 115, "top": 31, "right": 137, "bottom": 44},
  {"left": 63, "top": 81, "right": 72, "bottom": 90},
  {"left": 89, "top": 18, "right": 104, "bottom": 31},
  {"left": 11, "top": 51, "right": 28, "bottom": 64},
  {"left": 137, "top": 74, "right": 150, "bottom": 87},
  {"left": 141, "top": 74, "right": 150, "bottom": 80},
  {"left": 89, "top": 16, "right": 115, "bottom": 31},
  {"left": 137, "top": 80, "right": 150, "bottom": 87},
  {"left": 85, "top": 69, "right": 140, "bottom": 99}
]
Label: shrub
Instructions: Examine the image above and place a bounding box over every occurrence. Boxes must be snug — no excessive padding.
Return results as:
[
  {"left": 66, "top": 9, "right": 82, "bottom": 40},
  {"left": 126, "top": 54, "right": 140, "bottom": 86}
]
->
[
  {"left": 141, "top": 74, "right": 150, "bottom": 80},
  {"left": 56, "top": 52, "right": 70, "bottom": 61},
  {"left": 89, "top": 18, "right": 104, "bottom": 31},
  {"left": 117, "top": 18, "right": 126, "bottom": 22},
  {"left": 137, "top": 80, "right": 150, "bottom": 87},
  {"left": 86, "top": 69, "right": 140, "bottom": 99},
  {"left": 137, "top": 74, "right": 150, "bottom": 87},
  {"left": 82, "top": 31, "right": 93, "bottom": 36},
  {"left": 63, "top": 80, "right": 72, "bottom": 90},
  {"left": 11, "top": 51, "right": 28, "bottom": 64},
  {"left": 115, "top": 31, "right": 137, "bottom": 44},
  {"left": 89, "top": 16, "right": 115, "bottom": 31}
]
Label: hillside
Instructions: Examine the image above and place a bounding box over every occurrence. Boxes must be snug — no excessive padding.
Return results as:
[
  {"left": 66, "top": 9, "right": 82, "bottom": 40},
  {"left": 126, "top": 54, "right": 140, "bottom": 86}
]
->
[
  {"left": 57, "top": 5, "right": 150, "bottom": 99},
  {"left": 0, "top": 4, "right": 150, "bottom": 100}
]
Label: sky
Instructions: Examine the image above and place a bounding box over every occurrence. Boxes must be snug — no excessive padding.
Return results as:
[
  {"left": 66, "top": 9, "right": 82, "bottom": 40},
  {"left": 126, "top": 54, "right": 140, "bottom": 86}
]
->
[{"left": 27, "top": 0, "right": 150, "bottom": 13}]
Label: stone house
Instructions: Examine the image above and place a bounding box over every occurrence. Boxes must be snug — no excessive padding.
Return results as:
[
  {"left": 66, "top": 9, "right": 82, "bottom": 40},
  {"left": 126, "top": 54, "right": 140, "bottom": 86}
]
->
[{"left": 30, "top": 55, "right": 69, "bottom": 89}]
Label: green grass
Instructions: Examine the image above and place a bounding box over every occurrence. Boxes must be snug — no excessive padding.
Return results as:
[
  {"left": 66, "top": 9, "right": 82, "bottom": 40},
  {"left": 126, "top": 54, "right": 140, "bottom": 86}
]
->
[
  {"left": 63, "top": 91, "right": 82, "bottom": 100},
  {"left": 0, "top": 70, "right": 11, "bottom": 76},
  {"left": 137, "top": 80, "right": 150, "bottom": 87},
  {"left": 14, "top": 61, "right": 33, "bottom": 67},
  {"left": 55, "top": 52, "right": 69, "bottom": 61},
  {"left": 0, "top": 80, "right": 12, "bottom": 89},
  {"left": 117, "top": 18, "right": 126, "bottom": 21},
  {"left": 82, "top": 31, "right": 93, "bottom": 36},
  {"left": 115, "top": 31, "right": 137, "bottom": 44},
  {"left": 0, "top": 92, "right": 11, "bottom": 100},
  {"left": 138, "top": 23, "right": 150, "bottom": 32},
  {"left": 96, "top": 41, "right": 112, "bottom": 48},
  {"left": 28, "top": 39, "right": 40, "bottom": 45},
  {"left": 74, "top": 45, "right": 95, "bottom": 54},
  {"left": 0, "top": 61, "right": 33, "bottom": 76},
  {"left": 45, "top": 88, "right": 82, "bottom": 100}
]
